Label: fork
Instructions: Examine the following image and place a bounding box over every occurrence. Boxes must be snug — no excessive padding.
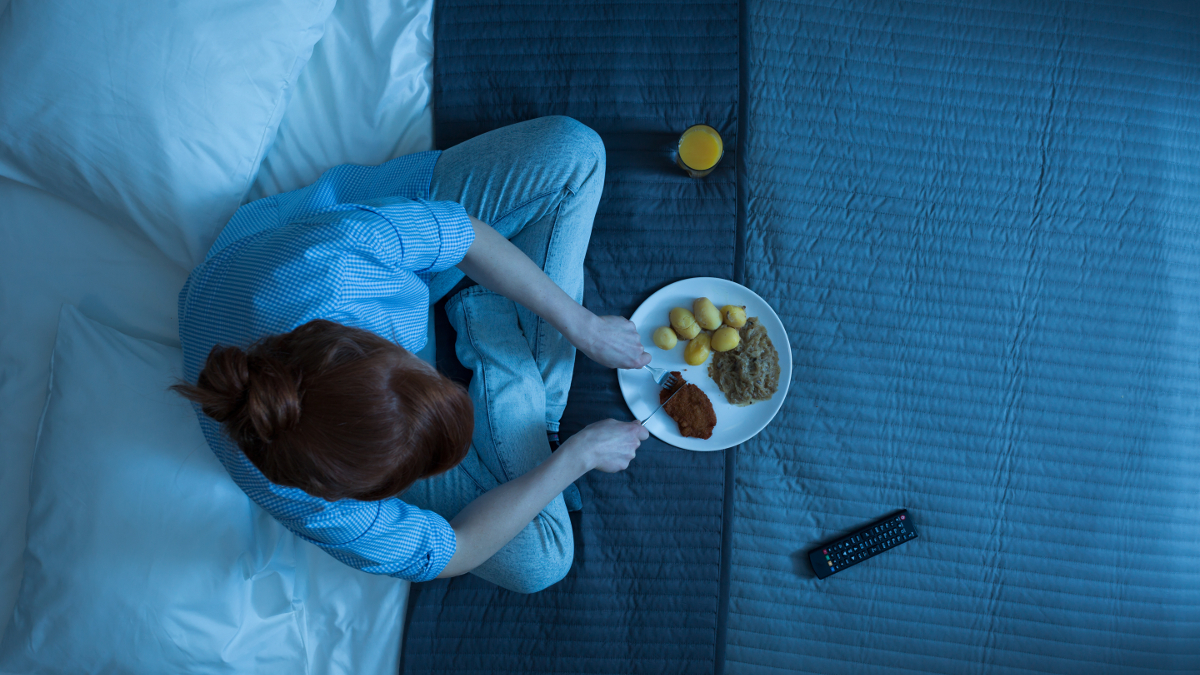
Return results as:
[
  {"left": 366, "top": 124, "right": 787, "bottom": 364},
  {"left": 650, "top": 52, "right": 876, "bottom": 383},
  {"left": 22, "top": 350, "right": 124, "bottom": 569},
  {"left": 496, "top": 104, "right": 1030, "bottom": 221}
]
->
[
  {"left": 643, "top": 365, "right": 679, "bottom": 391},
  {"left": 639, "top": 366, "right": 681, "bottom": 426}
]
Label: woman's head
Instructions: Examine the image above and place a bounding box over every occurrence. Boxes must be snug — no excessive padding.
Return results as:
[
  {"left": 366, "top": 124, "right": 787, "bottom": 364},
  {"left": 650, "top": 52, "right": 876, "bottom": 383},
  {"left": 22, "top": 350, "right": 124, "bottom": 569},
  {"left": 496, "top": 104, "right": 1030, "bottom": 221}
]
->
[{"left": 170, "top": 320, "right": 473, "bottom": 501}]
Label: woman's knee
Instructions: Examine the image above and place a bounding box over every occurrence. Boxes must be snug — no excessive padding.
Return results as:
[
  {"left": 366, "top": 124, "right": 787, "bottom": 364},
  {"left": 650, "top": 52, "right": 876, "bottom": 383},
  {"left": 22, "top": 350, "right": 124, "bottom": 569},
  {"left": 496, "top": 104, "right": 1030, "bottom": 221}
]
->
[
  {"left": 534, "top": 116, "right": 605, "bottom": 173},
  {"left": 507, "top": 549, "right": 573, "bottom": 594},
  {"left": 504, "top": 569, "right": 569, "bottom": 595},
  {"left": 500, "top": 511, "right": 575, "bottom": 594}
]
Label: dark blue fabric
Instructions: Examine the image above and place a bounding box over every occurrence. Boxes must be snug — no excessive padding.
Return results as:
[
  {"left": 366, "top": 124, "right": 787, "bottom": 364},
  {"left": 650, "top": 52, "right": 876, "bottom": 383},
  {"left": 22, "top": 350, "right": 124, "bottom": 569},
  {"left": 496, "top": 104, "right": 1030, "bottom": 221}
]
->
[
  {"left": 729, "top": 1, "right": 1200, "bottom": 672},
  {"left": 405, "top": 0, "right": 1200, "bottom": 672},
  {"left": 402, "top": 1, "right": 739, "bottom": 673}
]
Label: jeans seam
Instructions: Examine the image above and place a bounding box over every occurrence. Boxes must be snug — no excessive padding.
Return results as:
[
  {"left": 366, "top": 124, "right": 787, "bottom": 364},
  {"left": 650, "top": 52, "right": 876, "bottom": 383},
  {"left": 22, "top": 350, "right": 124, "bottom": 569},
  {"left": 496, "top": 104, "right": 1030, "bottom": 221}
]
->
[
  {"left": 458, "top": 294, "right": 513, "bottom": 483},
  {"left": 489, "top": 187, "right": 565, "bottom": 232},
  {"left": 533, "top": 198, "right": 569, "bottom": 366},
  {"left": 460, "top": 454, "right": 490, "bottom": 496}
]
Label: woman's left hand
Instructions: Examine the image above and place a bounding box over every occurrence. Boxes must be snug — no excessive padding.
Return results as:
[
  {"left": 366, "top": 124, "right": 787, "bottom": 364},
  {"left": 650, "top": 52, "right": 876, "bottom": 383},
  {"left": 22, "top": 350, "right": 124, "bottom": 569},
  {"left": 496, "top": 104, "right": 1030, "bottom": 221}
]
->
[{"left": 573, "top": 314, "right": 653, "bottom": 370}]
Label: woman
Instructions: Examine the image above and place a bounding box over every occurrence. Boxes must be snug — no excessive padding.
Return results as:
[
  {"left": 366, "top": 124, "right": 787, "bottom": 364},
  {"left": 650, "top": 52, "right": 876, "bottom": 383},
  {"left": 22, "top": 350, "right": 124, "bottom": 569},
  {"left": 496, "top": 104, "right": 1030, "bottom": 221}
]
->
[{"left": 173, "top": 116, "right": 652, "bottom": 594}]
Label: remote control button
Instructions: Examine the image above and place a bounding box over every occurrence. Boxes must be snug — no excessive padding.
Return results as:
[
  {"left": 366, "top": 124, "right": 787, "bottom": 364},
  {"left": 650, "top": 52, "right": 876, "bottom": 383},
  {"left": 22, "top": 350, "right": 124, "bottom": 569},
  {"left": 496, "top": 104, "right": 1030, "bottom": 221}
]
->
[{"left": 810, "top": 511, "right": 914, "bottom": 579}]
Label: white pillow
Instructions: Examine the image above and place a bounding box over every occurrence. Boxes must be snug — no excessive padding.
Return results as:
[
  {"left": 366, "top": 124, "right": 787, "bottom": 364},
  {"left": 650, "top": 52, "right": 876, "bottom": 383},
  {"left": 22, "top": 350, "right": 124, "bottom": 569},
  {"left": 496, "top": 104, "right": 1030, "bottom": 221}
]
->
[
  {"left": 248, "top": 0, "right": 435, "bottom": 199},
  {"left": 0, "top": 0, "right": 336, "bottom": 268},
  {"left": 0, "top": 305, "right": 408, "bottom": 675}
]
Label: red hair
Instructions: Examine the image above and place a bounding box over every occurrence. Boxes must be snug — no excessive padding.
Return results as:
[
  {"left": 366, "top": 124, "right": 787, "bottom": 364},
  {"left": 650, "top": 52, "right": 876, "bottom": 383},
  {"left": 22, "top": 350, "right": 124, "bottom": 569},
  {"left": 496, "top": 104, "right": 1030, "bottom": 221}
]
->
[{"left": 171, "top": 319, "right": 473, "bottom": 501}]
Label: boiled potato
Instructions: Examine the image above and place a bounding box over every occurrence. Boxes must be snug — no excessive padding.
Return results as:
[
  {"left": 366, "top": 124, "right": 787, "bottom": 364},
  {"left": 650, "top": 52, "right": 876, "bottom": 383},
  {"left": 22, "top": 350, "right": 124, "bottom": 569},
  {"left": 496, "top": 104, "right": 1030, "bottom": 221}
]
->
[
  {"left": 652, "top": 326, "right": 678, "bottom": 350},
  {"left": 711, "top": 325, "right": 740, "bottom": 352},
  {"left": 674, "top": 322, "right": 701, "bottom": 340},
  {"left": 693, "top": 297, "right": 721, "bottom": 330},
  {"left": 669, "top": 307, "right": 701, "bottom": 340},
  {"left": 684, "top": 332, "right": 712, "bottom": 366},
  {"left": 721, "top": 304, "right": 747, "bottom": 328}
]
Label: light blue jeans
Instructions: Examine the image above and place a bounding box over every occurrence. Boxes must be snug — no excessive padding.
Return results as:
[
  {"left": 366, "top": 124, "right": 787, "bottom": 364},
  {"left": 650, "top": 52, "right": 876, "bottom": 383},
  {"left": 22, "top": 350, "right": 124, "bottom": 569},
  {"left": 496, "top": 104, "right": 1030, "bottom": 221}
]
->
[{"left": 398, "top": 116, "right": 605, "bottom": 594}]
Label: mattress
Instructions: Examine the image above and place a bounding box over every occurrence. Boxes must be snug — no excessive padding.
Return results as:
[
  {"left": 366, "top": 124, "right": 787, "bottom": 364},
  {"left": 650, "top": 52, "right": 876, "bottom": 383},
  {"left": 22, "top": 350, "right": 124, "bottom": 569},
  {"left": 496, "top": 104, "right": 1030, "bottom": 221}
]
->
[
  {"left": 406, "top": 0, "right": 1200, "bottom": 672},
  {"left": 728, "top": 1, "right": 1200, "bottom": 672}
]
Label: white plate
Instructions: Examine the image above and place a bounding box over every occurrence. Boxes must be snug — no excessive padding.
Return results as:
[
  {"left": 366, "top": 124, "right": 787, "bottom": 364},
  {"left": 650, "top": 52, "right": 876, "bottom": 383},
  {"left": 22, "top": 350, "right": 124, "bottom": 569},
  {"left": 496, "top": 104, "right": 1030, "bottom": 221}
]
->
[{"left": 619, "top": 277, "right": 792, "bottom": 451}]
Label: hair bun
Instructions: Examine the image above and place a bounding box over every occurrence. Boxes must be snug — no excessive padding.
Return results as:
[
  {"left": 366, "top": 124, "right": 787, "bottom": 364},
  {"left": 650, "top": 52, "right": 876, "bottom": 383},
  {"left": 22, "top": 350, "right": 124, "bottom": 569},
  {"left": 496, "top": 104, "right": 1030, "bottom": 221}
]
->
[
  {"left": 243, "top": 353, "right": 303, "bottom": 442},
  {"left": 193, "top": 346, "right": 252, "bottom": 424},
  {"left": 192, "top": 345, "right": 302, "bottom": 445}
]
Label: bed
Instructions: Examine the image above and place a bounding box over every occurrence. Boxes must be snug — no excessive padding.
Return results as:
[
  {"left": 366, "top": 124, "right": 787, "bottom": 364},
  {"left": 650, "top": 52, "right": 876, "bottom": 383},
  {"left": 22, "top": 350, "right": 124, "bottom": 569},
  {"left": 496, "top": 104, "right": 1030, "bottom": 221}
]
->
[
  {"left": 0, "top": 0, "right": 436, "bottom": 671},
  {"left": 3, "top": 0, "right": 1199, "bottom": 673},
  {"left": 404, "top": 0, "right": 1200, "bottom": 673}
]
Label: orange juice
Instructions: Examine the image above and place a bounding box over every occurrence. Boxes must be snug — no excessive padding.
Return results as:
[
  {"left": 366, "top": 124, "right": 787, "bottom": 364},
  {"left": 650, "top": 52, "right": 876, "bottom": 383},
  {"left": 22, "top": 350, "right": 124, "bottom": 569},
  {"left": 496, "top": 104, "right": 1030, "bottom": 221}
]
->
[{"left": 677, "top": 125, "right": 723, "bottom": 177}]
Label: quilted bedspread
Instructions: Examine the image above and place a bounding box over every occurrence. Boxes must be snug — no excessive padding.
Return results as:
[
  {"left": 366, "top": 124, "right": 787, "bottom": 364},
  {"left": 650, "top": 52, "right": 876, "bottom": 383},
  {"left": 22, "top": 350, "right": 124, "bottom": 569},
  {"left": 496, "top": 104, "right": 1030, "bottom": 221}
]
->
[{"left": 402, "top": 1, "right": 1200, "bottom": 672}]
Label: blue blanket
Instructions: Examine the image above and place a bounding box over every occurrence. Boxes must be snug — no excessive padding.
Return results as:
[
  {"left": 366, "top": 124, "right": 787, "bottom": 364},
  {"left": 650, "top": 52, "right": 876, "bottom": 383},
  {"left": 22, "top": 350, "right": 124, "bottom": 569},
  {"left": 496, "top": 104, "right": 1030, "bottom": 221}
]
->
[
  {"left": 403, "top": 1, "right": 739, "bottom": 672},
  {"left": 403, "top": 1, "right": 1200, "bottom": 672},
  {"left": 728, "top": 1, "right": 1200, "bottom": 672}
]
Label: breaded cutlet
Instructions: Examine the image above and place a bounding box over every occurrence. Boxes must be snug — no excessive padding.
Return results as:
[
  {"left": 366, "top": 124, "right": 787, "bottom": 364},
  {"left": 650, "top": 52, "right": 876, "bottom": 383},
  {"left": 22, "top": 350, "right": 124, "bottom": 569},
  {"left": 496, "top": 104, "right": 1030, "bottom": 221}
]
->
[{"left": 659, "top": 371, "right": 717, "bottom": 440}]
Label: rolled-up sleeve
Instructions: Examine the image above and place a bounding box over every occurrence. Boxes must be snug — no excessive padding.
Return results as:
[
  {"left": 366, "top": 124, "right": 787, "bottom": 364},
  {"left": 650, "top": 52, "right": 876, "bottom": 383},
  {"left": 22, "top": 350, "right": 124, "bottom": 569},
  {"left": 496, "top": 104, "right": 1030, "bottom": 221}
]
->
[
  {"left": 381, "top": 505, "right": 457, "bottom": 582},
  {"left": 255, "top": 197, "right": 473, "bottom": 282},
  {"left": 299, "top": 498, "right": 457, "bottom": 582},
  {"left": 355, "top": 196, "right": 474, "bottom": 274}
]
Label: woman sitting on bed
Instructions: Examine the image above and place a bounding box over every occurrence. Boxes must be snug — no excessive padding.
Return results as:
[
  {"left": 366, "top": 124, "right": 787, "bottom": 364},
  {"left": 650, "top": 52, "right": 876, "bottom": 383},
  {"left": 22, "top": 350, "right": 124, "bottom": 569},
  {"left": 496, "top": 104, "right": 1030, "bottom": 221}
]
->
[{"left": 171, "top": 116, "right": 651, "bottom": 594}]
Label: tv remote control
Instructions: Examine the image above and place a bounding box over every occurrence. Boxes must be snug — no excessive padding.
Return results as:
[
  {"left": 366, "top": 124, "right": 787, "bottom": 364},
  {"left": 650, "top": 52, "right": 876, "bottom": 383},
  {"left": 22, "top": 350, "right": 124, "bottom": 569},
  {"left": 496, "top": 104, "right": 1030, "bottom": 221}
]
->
[{"left": 809, "top": 510, "right": 917, "bottom": 579}]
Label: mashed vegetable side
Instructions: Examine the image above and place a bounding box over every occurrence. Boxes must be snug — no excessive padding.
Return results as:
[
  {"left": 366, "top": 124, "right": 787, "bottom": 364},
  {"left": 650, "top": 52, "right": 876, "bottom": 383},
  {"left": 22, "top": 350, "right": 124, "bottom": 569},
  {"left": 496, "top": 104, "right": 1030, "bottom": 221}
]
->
[{"left": 708, "top": 316, "right": 780, "bottom": 406}]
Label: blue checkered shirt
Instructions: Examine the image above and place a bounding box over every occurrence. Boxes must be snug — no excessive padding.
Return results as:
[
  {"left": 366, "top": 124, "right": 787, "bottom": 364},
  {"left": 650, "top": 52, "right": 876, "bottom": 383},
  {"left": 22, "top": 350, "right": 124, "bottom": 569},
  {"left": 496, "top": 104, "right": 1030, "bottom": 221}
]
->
[{"left": 178, "top": 150, "right": 473, "bottom": 582}]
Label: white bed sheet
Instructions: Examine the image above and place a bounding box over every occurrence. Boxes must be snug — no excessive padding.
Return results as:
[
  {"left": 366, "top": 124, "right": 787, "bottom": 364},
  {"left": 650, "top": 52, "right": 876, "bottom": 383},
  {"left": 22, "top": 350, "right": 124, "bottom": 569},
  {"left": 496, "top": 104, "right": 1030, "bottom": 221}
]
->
[
  {"left": 0, "top": 176, "right": 190, "bottom": 639},
  {"left": 0, "top": 0, "right": 436, "bottom": 666},
  {"left": 249, "top": 0, "right": 435, "bottom": 201}
]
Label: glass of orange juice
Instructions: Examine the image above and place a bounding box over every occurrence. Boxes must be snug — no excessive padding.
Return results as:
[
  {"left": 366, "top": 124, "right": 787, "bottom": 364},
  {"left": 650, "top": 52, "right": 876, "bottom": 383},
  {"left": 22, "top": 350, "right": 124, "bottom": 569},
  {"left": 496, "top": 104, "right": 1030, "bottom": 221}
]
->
[{"left": 676, "top": 124, "right": 723, "bottom": 178}]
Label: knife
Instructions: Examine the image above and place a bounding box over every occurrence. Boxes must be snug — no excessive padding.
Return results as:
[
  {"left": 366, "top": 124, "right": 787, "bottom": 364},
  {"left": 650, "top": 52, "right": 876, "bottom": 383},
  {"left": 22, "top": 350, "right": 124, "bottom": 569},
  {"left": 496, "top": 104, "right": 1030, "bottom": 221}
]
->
[{"left": 640, "top": 385, "right": 684, "bottom": 426}]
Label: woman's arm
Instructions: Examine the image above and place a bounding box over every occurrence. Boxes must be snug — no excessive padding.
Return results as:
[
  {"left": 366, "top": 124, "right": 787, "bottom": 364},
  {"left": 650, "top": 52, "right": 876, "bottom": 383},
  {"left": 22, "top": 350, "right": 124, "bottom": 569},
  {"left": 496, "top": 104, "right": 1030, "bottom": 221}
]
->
[
  {"left": 455, "top": 215, "right": 651, "bottom": 370},
  {"left": 436, "top": 419, "right": 647, "bottom": 578}
]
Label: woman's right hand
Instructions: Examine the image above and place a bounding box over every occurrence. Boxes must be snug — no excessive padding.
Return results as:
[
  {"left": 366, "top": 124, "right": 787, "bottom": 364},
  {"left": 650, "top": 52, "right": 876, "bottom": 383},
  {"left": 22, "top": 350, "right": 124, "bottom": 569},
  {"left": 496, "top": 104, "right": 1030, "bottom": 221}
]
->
[
  {"left": 438, "top": 418, "right": 648, "bottom": 580},
  {"left": 561, "top": 419, "right": 649, "bottom": 473},
  {"left": 571, "top": 314, "right": 653, "bottom": 370}
]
